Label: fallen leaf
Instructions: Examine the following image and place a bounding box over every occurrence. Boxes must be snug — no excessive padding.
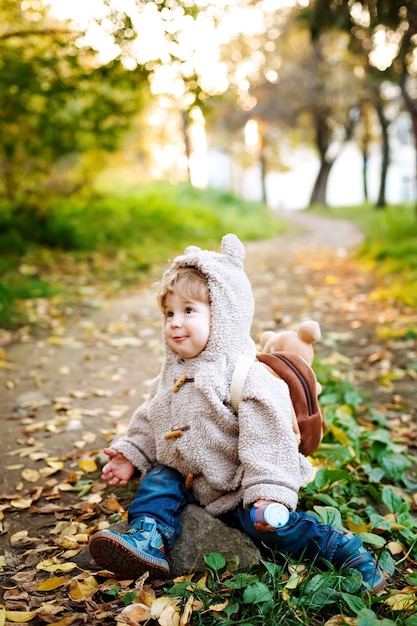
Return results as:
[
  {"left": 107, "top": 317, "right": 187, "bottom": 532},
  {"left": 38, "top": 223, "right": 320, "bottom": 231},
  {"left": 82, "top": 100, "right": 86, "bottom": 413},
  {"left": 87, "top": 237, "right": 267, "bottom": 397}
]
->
[
  {"left": 324, "top": 617, "right": 357, "bottom": 625},
  {"left": 208, "top": 599, "right": 229, "bottom": 612},
  {"left": 10, "top": 531, "right": 29, "bottom": 545},
  {"left": 36, "top": 559, "right": 78, "bottom": 573},
  {"left": 387, "top": 540, "right": 405, "bottom": 555},
  {"left": 158, "top": 603, "right": 180, "bottom": 626},
  {"left": 383, "top": 588, "right": 416, "bottom": 611},
  {"left": 21, "top": 468, "right": 40, "bottom": 482},
  {"left": 151, "top": 597, "right": 180, "bottom": 620},
  {"left": 78, "top": 459, "right": 98, "bottom": 473},
  {"left": 37, "top": 577, "right": 71, "bottom": 591},
  {"left": 4, "top": 609, "right": 39, "bottom": 622},
  {"left": 118, "top": 603, "right": 152, "bottom": 623},
  {"left": 68, "top": 575, "right": 99, "bottom": 601},
  {"left": 11, "top": 498, "right": 32, "bottom": 510}
]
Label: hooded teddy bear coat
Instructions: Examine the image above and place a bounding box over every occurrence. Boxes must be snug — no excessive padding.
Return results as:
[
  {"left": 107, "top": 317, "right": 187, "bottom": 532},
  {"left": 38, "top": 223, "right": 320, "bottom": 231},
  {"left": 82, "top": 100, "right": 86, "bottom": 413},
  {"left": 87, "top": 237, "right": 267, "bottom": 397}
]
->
[{"left": 112, "top": 234, "right": 313, "bottom": 515}]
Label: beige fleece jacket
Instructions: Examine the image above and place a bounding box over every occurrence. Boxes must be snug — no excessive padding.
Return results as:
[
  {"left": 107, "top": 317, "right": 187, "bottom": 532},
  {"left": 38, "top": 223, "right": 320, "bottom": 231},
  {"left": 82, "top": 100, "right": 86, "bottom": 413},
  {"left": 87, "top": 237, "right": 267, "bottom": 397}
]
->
[{"left": 112, "top": 234, "right": 312, "bottom": 515}]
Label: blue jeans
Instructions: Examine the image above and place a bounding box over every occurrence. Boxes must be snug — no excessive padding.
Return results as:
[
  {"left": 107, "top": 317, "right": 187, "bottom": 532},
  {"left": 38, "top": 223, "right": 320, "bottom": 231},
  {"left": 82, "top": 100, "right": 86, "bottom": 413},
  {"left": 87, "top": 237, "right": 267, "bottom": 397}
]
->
[{"left": 128, "top": 464, "right": 354, "bottom": 563}]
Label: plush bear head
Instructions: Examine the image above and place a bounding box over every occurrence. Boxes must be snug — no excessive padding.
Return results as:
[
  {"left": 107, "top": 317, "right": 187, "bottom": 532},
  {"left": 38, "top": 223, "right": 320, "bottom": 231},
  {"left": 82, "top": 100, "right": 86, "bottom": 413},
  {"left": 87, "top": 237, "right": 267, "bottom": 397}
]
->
[
  {"left": 260, "top": 320, "right": 320, "bottom": 364},
  {"left": 260, "top": 320, "right": 322, "bottom": 394}
]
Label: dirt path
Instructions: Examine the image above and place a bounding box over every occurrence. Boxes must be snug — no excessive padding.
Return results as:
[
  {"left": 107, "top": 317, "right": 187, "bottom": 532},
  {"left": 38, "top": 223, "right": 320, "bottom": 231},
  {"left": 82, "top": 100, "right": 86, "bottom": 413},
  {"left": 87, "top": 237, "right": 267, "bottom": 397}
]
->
[{"left": 0, "top": 211, "right": 416, "bottom": 546}]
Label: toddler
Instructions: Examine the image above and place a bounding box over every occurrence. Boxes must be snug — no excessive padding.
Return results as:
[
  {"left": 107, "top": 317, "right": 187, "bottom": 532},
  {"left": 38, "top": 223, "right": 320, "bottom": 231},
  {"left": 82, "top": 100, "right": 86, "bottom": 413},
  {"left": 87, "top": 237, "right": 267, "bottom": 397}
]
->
[{"left": 89, "top": 234, "right": 385, "bottom": 594}]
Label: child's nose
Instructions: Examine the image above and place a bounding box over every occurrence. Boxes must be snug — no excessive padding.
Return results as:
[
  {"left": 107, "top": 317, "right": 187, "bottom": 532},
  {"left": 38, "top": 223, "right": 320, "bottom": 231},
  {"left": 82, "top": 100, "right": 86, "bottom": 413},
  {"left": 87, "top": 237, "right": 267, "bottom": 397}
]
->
[{"left": 169, "top": 313, "right": 182, "bottom": 327}]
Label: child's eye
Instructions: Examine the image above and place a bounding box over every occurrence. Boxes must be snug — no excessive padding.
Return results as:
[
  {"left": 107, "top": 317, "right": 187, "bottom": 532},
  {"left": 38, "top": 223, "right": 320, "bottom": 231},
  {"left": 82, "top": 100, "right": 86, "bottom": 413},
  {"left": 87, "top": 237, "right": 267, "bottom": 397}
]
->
[
  {"left": 185, "top": 307, "right": 194, "bottom": 314},
  {"left": 166, "top": 311, "right": 174, "bottom": 318}
]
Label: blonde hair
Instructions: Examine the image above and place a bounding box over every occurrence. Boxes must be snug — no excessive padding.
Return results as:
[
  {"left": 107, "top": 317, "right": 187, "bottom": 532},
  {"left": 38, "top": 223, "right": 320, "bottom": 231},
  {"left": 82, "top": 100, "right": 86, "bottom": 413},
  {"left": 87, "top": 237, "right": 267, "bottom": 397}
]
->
[{"left": 157, "top": 265, "right": 210, "bottom": 311}]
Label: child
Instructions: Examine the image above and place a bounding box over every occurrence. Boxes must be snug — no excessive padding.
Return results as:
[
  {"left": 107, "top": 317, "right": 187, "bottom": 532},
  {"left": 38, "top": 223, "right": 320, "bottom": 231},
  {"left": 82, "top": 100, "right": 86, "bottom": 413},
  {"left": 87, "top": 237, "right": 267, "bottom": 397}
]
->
[{"left": 89, "top": 234, "right": 385, "bottom": 593}]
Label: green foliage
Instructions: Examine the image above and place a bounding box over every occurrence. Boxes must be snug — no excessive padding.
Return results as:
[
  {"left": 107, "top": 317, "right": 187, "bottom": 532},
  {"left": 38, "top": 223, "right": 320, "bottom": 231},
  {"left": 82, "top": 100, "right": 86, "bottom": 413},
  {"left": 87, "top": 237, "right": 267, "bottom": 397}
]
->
[
  {"left": 162, "top": 549, "right": 412, "bottom": 625},
  {"left": 300, "top": 360, "right": 417, "bottom": 571},
  {"left": 0, "top": 6, "right": 149, "bottom": 202},
  {"left": 310, "top": 203, "right": 417, "bottom": 310},
  {"left": 0, "top": 183, "right": 285, "bottom": 328}
]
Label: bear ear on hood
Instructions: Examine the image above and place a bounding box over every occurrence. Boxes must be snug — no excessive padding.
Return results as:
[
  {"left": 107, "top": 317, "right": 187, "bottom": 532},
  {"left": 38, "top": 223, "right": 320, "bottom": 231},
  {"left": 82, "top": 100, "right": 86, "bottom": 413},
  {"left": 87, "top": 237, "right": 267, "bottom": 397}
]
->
[
  {"left": 184, "top": 245, "right": 201, "bottom": 255},
  {"left": 221, "top": 233, "right": 245, "bottom": 267}
]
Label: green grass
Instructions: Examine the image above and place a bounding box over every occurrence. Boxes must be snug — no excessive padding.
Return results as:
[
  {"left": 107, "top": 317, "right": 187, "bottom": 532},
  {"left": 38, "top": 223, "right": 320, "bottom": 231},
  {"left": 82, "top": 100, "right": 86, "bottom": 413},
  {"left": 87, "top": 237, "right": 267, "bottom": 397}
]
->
[
  {"left": 309, "top": 203, "right": 417, "bottom": 308},
  {"left": 0, "top": 182, "right": 285, "bottom": 329}
]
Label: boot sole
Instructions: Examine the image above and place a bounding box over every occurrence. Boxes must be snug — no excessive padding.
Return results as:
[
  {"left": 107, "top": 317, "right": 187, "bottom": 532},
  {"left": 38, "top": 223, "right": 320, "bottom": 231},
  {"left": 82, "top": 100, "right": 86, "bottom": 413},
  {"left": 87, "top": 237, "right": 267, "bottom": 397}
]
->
[{"left": 89, "top": 532, "right": 170, "bottom": 581}]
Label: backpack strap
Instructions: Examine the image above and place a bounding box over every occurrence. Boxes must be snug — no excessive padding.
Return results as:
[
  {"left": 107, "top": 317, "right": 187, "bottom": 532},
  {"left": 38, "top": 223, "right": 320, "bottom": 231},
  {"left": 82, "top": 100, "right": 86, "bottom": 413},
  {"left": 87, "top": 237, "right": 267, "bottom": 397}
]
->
[{"left": 230, "top": 338, "right": 257, "bottom": 413}]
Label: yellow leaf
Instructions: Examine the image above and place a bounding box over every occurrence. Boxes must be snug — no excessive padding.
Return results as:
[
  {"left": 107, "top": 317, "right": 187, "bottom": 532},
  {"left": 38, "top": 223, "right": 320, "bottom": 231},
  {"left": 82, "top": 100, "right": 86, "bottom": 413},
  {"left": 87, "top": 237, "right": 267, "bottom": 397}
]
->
[
  {"left": 45, "top": 459, "right": 64, "bottom": 471},
  {"left": 57, "top": 535, "right": 80, "bottom": 550},
  {"left": 180, "top": 595, "right": 194, "bottom": 626},
  {"left": 324, "top": 616, "right": 357, "bottom": 625},
  {"left": 194, "top": 574, "right": 211, "bottom": 592},
  {"left": 139, "top": 588, "right": 157, "bottom": 608},
  {"left": 330, "top": 424, "right": 352, "bottom": 448},
  {"left": 151, "top": 597, "right": 180, "bottom": 619},
  {"left": 69, "top": 576, "right": 99, "bottom": 601},
  {"left": 10, "top": 531, "right": 29, "bottom": 545},
  {"left": 208, "top": 599, "right": 229, "bottom": 612},
  {"left": 324, "top": 275, "right": 340, "bottom": 285},
  {"left": 0, "top": 360, "right": 14, "bottom": 369},
  {"left": 37, "top": 577, "right": 70, "bottom": 591},
  {"left": 21, "top": 468, "right": 40, "bottom": 482},
  {"left": 78, "top": 459, "right": 98, "bottom": 473},
  {"left": 281, "top": 588, "right": 290, "bottom": 601},
  {"left": 0, "top": 604, "right": 5, "bottom": 626},
  {"left": 37, "top": 559, "right": 78, "bottom": 573},
  {"left": 47, "top": 336, "right": 64, "bottom": 345},
  {"left": 347, "top": 518, "right": 369, "bottom": 534},
  {"left": 4, "top": 610, "right": 38, "bottom": 622},
  {"left": 11, "top": 498, "right": 32, "bottom": 510},
  {"left": 284, "top": 570, "right": 304, "bottom": 590},
  {"left": 158, "top": 604, "right": 180, "bottom": 626},
  {"left": 383, "top": 589, "right": 416, "bottom": 611}
]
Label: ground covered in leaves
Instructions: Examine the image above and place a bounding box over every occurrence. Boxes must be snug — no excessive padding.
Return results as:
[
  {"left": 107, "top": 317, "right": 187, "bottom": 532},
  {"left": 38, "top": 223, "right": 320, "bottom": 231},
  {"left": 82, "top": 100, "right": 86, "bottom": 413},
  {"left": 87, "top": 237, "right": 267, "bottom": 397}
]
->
[{"left": 0, "top": 212, "right": 416, "bottom": 625}]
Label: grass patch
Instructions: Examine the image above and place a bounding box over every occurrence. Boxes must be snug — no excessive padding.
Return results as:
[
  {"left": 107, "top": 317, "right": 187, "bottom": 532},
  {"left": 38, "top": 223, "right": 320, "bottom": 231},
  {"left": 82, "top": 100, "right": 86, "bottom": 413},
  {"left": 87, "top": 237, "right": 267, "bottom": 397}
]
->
[
  {"left": 0, "top": 182, "right": 285, "bottom": 329},
  {"left": 309, "top": 203, "right": 417, "bottom": 308}
]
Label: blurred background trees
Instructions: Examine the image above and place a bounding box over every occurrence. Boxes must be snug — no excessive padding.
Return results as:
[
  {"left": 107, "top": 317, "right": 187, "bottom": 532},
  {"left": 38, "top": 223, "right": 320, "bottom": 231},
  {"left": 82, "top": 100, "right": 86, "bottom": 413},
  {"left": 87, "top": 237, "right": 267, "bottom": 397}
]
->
[{"left": 1, "top": 0, "right": 416, "bottom": 220}]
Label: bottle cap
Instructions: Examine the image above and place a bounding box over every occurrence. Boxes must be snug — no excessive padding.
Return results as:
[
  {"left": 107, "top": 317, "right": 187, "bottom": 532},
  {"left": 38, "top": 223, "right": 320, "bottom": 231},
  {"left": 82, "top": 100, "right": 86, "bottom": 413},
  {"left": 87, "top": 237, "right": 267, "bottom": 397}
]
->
[{"left": 263, "top": 504, "right": 289, "bottom": 527}]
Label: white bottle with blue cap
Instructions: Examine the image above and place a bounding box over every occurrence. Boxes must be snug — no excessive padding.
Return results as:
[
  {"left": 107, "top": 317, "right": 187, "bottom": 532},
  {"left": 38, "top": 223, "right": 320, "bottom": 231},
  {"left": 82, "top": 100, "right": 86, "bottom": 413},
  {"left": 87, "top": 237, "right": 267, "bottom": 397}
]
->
[{"left": 250, "top": 503, "right": 289, "bottom": 528}]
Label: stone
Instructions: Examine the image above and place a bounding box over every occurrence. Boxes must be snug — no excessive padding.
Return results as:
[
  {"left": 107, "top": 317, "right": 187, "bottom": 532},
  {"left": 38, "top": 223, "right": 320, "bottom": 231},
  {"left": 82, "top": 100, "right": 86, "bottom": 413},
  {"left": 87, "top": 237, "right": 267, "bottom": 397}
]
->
[{"left": 169, "top": 504, "right": 262, "bottom": 577}]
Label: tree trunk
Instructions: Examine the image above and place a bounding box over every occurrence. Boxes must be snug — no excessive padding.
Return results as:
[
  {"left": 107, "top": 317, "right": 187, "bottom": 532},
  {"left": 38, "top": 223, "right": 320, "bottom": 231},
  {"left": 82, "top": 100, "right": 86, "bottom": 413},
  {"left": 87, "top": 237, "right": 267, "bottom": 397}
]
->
[
  {"left": 399, "top": 75, "right": 417, "bottom": 215},
  {"left": 182, "top": 111, "right": 191, "bottom": 183},
  {"left": 362, "top": 150, "right": 369, "bottom": 202},
  {"left": 374, "top": 100, "right": 389, "bottom": 209},
  {"left": 308, "top": 112, "right": 333, "bottom": 207},
  {"left": 309, "top": 159, "right": 333, "bottom": 206},
  {"left": 259, "top": 135, "right": 267, "bottom": 205}
]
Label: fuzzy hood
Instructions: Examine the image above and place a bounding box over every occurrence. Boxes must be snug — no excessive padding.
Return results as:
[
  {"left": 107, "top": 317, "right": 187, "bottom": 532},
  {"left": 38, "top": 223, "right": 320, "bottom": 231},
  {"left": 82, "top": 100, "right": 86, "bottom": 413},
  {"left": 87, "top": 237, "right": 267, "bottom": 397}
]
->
[{"left": 162, "top": 234, "right": 254, "bottom": 365}]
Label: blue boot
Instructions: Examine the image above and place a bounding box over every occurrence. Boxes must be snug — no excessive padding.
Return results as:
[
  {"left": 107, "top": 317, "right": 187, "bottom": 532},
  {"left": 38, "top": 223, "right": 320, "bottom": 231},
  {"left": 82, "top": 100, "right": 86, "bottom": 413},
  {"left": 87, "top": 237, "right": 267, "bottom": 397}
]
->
[
  {"left": 332, "top": 531, "right": 386, "bottom": 594},
  {"left": 89, "top": 516, "right": 170, "bottom": 580}
]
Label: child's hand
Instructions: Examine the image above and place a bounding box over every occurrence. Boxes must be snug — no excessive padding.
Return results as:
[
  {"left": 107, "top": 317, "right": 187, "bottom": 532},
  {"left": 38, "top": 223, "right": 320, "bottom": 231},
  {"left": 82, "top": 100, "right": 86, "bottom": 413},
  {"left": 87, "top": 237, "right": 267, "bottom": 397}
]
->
[{"left": 101, "top": 448, "right": 135, "bottom": 487}]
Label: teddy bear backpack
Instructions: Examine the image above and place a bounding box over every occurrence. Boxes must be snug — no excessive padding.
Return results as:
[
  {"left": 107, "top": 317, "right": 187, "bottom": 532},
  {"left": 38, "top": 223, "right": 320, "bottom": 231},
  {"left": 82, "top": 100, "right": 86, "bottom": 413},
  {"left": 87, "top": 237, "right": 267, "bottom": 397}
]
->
[{"left": 230, "top": 321, "right": 325, "bottom": 457}]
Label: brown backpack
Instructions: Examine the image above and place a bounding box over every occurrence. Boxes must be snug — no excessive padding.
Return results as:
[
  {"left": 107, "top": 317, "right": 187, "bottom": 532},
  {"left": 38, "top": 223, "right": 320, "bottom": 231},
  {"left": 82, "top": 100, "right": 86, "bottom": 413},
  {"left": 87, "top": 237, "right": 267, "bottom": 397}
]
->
[{"left": 230, "top": 341, "right": 324, "bottom": 457}]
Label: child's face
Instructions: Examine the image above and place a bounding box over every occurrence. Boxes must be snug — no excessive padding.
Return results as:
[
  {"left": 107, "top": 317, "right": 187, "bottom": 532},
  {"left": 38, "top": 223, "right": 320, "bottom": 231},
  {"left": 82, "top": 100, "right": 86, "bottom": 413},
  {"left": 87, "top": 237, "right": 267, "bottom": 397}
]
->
[{"left": 163, "top": 289, "right": 211, "bottom": 359}]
